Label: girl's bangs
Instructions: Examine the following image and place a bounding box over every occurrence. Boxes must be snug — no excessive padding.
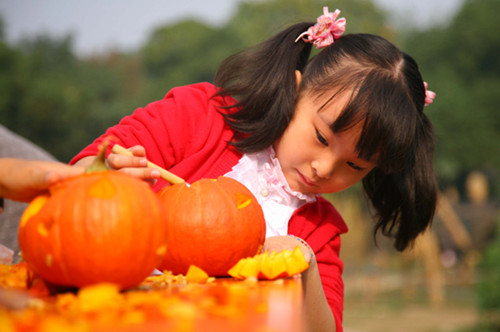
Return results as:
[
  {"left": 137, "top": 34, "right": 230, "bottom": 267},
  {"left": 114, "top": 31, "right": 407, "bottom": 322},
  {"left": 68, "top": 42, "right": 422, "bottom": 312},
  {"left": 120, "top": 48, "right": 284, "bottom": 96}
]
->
[{"left": 330, "top": 71, "right": 419, "bottom": 174}]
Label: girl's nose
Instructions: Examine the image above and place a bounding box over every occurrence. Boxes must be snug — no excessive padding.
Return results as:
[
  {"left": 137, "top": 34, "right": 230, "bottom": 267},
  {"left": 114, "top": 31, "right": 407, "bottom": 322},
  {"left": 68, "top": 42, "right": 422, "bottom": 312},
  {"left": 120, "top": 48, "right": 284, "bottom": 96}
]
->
[{"left": 311, "top": 158, "right": 335, "bottom": 179}]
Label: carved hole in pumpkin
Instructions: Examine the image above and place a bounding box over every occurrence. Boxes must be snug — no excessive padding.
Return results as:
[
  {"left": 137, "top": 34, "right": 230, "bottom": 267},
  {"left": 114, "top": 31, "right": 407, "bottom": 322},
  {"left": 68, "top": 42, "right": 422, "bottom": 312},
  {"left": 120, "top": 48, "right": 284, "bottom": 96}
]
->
[
  {"left": 234, "top": 193, "right": 252, "bottom": 209},
  {"left": 88, "top": 178, "right": 117, "bottom": 199},
  {"left": 20, "top": 195, "right": 49, "bottom": 227},
  {"left": 156, "top": 245, "right": 167, "bottom": 257},
  {"left": 36, "top": 215, "right": 55, "bottom": 239},
  {"left": 37, "top": 223, "right": 49, "bottom": 237},
  {"left": 46, "top": 254, "right": 53, "bottom": 267}
]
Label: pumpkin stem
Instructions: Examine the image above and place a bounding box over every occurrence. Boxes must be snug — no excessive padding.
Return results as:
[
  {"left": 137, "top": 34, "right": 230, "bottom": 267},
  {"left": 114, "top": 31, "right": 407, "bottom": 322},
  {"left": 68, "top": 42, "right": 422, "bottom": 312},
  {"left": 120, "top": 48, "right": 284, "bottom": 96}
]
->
[{"left": 86, "top": 140, "right": 112, "bottom": 173}]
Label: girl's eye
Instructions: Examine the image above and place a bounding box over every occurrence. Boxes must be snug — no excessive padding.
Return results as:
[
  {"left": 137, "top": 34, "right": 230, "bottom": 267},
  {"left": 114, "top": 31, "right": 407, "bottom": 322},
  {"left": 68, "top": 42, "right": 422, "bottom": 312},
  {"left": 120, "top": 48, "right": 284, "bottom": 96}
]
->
[
  {"left": 316, "top": 130, "right": 328, "bottom": 146},
  {"left": 347, "top": 161, "right": 364, "bottom": 171}
]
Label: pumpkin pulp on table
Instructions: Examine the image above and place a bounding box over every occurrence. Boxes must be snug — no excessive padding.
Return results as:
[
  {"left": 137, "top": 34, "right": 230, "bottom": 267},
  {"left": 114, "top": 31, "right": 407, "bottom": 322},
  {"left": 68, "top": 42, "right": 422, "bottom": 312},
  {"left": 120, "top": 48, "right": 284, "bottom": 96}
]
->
[{"left": 228, "top": 246, "right": 309, "bottom": 280}]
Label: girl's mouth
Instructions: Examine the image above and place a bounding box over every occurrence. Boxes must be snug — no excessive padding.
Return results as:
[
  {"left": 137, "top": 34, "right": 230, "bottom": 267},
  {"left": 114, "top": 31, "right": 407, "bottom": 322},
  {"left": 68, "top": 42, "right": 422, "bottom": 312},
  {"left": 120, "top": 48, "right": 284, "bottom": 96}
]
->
[{"left": 298, "top": 170, "right": 317, "bottom": 187}]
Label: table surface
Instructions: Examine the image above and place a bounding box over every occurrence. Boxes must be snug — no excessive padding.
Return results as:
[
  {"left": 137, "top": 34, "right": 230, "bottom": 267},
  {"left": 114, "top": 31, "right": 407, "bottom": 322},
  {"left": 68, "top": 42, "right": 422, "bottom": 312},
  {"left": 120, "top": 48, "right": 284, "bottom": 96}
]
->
[{"left": 0, "top": 263, "right": 305, "bottom": 332}]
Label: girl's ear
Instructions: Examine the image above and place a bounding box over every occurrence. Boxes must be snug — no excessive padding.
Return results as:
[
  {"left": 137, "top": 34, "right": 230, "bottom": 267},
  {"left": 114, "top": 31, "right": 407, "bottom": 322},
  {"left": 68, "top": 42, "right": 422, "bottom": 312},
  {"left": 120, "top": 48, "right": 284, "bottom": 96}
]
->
[{"left": 295, "top": 70, "right": 302, "bottom": 89}]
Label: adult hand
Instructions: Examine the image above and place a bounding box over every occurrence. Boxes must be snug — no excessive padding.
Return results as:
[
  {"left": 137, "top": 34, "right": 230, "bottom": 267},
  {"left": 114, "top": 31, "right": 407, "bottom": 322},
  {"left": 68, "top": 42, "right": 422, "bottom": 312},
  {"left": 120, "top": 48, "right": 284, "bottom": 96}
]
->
[{"left": 0, "top": 158, "right": 85, "bottom": 202}]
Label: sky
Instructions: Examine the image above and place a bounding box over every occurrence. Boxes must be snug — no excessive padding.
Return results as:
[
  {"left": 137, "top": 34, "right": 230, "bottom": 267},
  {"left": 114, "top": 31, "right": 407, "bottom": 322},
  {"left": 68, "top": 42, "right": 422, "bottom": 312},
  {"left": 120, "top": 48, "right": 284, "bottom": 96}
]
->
[{"left": 0, "top": 0, "right": 464, "bottom": 56}]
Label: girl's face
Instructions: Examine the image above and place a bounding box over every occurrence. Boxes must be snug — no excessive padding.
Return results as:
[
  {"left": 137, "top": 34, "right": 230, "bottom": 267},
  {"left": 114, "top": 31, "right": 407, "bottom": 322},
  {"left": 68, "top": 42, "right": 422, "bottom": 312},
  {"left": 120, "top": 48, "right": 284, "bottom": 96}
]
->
[{"left": 274, "top": 86, "right": 376, "bottom": 195}]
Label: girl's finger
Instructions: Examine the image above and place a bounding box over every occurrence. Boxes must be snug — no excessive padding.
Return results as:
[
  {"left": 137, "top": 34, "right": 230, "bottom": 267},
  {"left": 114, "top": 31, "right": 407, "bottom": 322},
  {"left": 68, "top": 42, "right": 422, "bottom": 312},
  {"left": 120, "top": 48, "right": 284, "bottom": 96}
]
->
[
  {"left": 128, "top": 145, "right": 147, "bottom": 158},
  {"left": 106, "top": 153, "right": 147, "bottom": 170},
  {"left": 117, "top": 167, "right": 161, "bottom": 181}
]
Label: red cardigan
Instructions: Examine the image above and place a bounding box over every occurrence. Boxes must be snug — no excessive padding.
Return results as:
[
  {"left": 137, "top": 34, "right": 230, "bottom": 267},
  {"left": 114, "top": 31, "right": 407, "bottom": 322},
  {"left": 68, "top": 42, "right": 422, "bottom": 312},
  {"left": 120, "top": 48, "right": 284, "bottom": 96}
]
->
[{"left": 71, "top": 82, "right": 348, "bottom": 330}]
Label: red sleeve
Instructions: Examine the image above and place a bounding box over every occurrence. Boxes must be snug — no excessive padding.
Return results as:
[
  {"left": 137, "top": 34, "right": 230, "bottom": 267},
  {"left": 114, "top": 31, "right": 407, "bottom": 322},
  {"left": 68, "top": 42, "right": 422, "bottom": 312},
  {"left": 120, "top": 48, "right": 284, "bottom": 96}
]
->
[
  {"left": 70, "top": 83, "right": 240, "bottom": 190},
  {"left": 288, "top": 196, "right": 348, "bottom": 332}
]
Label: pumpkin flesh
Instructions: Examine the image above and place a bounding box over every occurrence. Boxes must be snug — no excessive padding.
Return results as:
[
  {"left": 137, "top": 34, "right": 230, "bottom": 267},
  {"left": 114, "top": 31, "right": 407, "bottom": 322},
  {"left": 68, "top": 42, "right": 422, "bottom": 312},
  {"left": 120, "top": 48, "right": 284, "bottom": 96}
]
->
[{"left": 228, "top": 247, "right": 309, "bottom": 280}]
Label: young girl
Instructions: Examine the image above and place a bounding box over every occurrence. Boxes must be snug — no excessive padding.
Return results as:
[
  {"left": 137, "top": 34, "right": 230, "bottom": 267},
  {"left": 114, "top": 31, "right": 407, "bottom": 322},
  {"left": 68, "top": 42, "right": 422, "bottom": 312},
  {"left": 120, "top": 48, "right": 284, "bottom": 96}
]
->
[{"left": 71, "top": 8, "right": 437, "bottom": 332}]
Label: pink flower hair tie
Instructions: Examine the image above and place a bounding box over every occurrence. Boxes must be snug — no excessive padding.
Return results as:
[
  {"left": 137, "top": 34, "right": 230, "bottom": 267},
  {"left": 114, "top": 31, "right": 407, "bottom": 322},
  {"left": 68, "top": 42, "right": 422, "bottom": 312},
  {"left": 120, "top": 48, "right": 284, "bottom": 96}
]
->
[
  {"left": 424, "top": 81, "right": 436, "bottom": 106},
  {"left": 295, "top": 7, "right": 346, "bottom": 49}
]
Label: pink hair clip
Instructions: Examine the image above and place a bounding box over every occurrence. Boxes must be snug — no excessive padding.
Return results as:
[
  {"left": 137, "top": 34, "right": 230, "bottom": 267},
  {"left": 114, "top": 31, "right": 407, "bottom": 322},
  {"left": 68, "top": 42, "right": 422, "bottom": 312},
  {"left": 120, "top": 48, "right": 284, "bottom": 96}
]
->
[
  {"left": 295, "top": 7, "right": 346, "bottom": 49},
  {"left": 424, "top": 82, "right": 436, "bottom": 106}
]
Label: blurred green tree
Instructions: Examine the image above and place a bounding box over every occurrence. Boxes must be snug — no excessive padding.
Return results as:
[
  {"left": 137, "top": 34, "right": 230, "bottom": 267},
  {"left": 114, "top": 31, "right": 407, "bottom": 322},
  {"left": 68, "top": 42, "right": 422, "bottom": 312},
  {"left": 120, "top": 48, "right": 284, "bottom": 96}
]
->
[
  {"left": 140, "top": 19, "right": 242, "bottom": 98},
  {"left": 0, "top": 34, "right": 86, "bottom": 161},
  {"left": 0, "top": 27, "right": 24, "bottom": 131},
  {"left": 0, "top": 33, "right": 142, "bottom": 162}
]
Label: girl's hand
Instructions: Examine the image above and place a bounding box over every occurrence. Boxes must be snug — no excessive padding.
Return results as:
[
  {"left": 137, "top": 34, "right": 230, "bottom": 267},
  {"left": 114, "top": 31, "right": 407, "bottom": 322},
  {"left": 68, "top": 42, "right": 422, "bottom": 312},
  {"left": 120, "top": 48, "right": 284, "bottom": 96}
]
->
[
  {"left": 263, "top": 235, "right": 314, "bottom": 264},
  {"left": 105, "top": 145, "right": 161, "bottom": 183}
]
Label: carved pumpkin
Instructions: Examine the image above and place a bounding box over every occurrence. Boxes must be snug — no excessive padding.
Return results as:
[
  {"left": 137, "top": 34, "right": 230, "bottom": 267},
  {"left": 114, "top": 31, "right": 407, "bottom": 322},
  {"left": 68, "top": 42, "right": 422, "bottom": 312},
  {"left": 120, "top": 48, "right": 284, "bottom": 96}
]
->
[
  {"left": 157, "top": 177, "right": 266, "bottom": 276},
  {"left": 18, "top": 159, "right": 167, "bottom": 290}
]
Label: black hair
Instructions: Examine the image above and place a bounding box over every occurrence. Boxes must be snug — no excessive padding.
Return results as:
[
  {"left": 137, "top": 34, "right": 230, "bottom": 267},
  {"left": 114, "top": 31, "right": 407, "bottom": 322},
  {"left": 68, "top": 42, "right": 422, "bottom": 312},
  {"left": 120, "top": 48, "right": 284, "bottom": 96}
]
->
[
  {"left": 214, "top": 24, "right": 438, "bottom": 252},
  {"left": 214, "top": 22, "right": 313, "bottom": 152}
]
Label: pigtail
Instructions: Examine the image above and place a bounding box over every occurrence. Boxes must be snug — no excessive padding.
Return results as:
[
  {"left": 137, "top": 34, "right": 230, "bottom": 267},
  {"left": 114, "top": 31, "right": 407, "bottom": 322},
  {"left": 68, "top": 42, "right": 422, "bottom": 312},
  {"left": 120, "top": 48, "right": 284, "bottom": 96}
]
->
[
  {"left": 214, "top": 22, "right": 313, "bottom": 153},
  {"left": 363, "top": 113, "right": 438, "bottom": 251}
]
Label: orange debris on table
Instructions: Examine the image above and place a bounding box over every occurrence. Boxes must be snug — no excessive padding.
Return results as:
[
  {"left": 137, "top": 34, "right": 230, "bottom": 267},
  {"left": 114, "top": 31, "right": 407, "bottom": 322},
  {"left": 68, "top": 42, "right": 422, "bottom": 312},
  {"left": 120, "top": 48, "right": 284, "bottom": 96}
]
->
[{"left": 0, "top": 262, "right": 304, "bottom": 332}]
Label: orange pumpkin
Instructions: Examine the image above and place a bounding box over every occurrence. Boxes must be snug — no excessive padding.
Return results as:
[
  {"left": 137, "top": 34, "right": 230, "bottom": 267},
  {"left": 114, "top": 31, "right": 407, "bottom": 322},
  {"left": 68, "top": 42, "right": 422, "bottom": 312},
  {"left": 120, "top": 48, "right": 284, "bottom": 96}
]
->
[
  {"left": 18, "top": 169, "right": 167, "bottom": 290},
  {"left": 157, "top": 177, "right": 266, "bottom": 276}
]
